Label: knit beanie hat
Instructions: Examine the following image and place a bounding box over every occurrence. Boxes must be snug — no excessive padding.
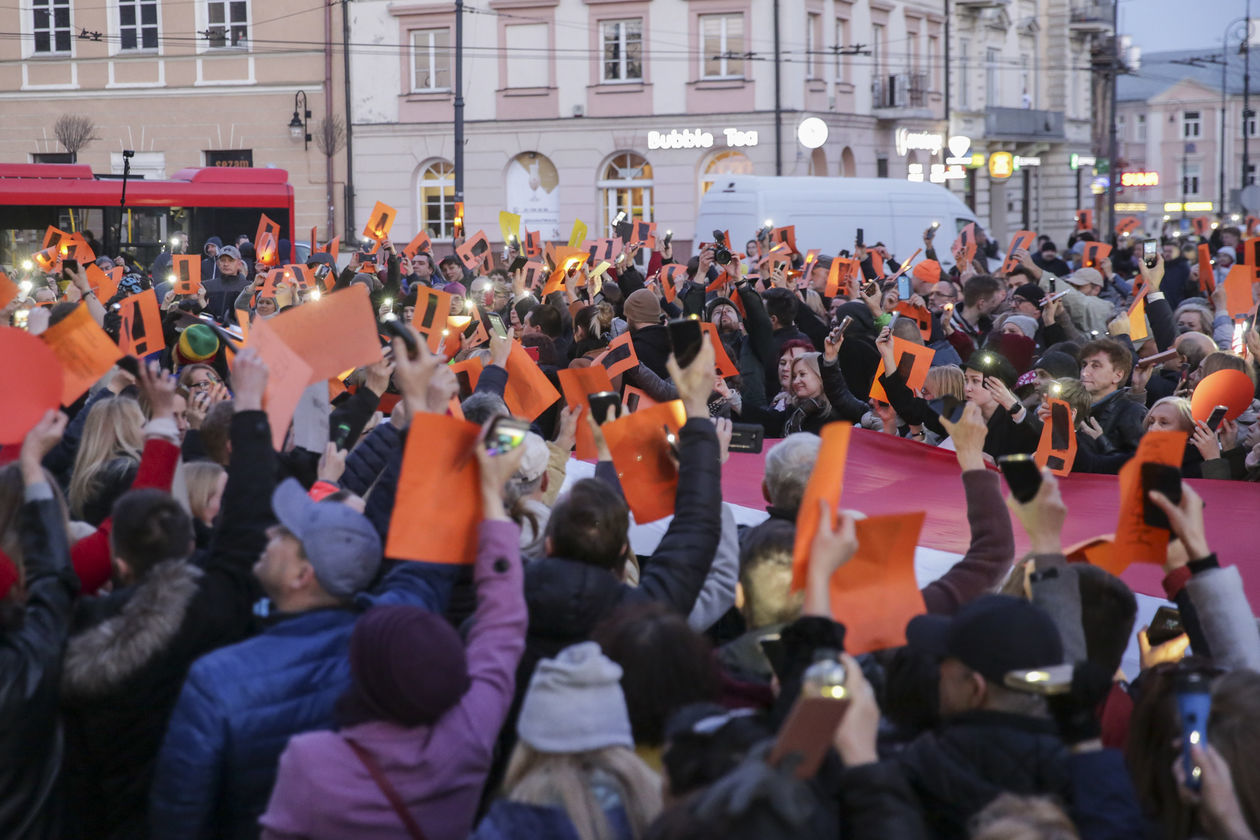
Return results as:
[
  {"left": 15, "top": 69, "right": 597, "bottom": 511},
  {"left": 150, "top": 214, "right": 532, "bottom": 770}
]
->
[
  {"left": 1012, "top": 283, "right": 1046, "bottom": 308},
  {"left": 517, "top": 641, "right": 634, "bottom": 753},
  {"left": 1002, "top": 314, "right": 1040, "bottom": 340},
  {"left": 704, "top": 296, "right": 740, "bottom": 323},
  {"left": 344, "top": 605, "right": 470, "bottom": 727},
  {"left": 176, "top": 324, "right": 219, "bottom": 364},
  {"left": 1033, "top": 350, "right": 1080, "bottom": 381},
  {"left": 912, "top": 260, "right": 942, "bottom": 285},
  {"left": 624, "top": 288, "right": 664, "bottom": 325}
]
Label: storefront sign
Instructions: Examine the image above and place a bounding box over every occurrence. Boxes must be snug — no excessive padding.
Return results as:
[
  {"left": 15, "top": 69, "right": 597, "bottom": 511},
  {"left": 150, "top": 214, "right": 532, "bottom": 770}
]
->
[
  {"left": 205, "top": 149, "right": 253, "bottom": 168},
  {"left": 895, "top": 128, "right": 944, "bottom": 157},
  {"left": 505, "top": 152, "right": 561, "bottom": 242},
  {"left": 945, "top": 136, "right": 973, "bottom": 166},
  {"left": 988, "top": 151, "right": 1014, "bottom": 180},
  {"left": 1164, "top": 201, "right": 1214, "bottom": 212},
  {"left": 1013, "top": 156, "right": 1041, "bottom": 168},
  {"left": 909, "top": 163, "right": 966, "bottom": 184},
  {"left": 1069, "top": 153, "right": 1097, "bottom": 170},
  {"left": 1120, "top": 171, "right": 1159, "bottom": 187},
  {"left": 1115, "top": 202, "right": 1148, "bottom": 212},
  {"left": 648, "top": 128, "right": 759, "bottom": 151}
]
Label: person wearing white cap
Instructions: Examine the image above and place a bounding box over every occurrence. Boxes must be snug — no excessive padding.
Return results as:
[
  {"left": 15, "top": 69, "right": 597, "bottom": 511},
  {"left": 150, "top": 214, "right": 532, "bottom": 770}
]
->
[
  {"left": 1213, "top": 245, "right": 1236, "bottom": 289},
  {"left": 504, "top": 431, "right": 553, "bottom": 558},
  {"left": 472, "top": 642, "right": 662, "bottom": 840}
]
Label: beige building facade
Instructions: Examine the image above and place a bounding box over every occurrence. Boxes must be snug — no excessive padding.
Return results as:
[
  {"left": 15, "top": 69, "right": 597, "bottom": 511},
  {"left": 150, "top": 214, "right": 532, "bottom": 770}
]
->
[{"left": 0, "top": 0, "right": 348, "bottom": 244}]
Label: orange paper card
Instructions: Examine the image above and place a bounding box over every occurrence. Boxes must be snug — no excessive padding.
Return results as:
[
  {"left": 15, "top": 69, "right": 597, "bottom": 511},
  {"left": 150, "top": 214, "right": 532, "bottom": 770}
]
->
[
  {"left": 1115, "top": 216, "right": 1141, "bottom": 236},
  {"left": 457, "top": 230, "right": 493, "bottom": 272},
  {"left": 868, "top": 338, "right": 935, "bottom": 404},
  {"left": 700, "top": 322, "right": 739, "bottom": 378},
  {"left": 1198, "top": 244, "right": 1215, "bottom": 295},
  {"left": 1128, "top": 295, "right": 1149, "bottom": 342},
  {"left": 0, "top": 327, "right": 65, "bottom": 444},
  {"left": 769, "top": 225, "right": 797, "bottom": 254},
  {"left": 504, "top": 343, "right": 561, "bottom": 420},
  {"left": 631, "top": 220, "right": 657, "bottom": 249},
  {"left": 1001, "top": 230, "right": 1036, "bottom": 275},
  {"left": 410, "top": 285, "right": 454, "bottom": 354},
  {"left": 1076, "top": 209, "right": 1094, "bottom": 232},
  {"left": 622, "top": 386, "right": 657, "bottom": 413},
  {"left": 595, "top": 331, "right": 639, "bottom": 379},
  {"left": 362, "top": 201, "right": 398, "bottom": 242},
  {"left": 1222, "top": 264, "right": 1255, "bottom": 316},
  {"left": 1191, "top": 369, "right": 1255, "bottom": 422},
  {"left": 829, "top": 512, "right": 928, "bottom": 654},
  {"left": 117, "top": 289, "right": 165, "bottom": 357},
  {"left": 0, "top": 272, "right": 17, "bottom": 311},
  {"left": 1113, "top": 430, "right": 1189, "bottom": 573},
  {"left": 1064, "top": 535, "right": 1118, "bottom": 574},
  {"left": 242, "top": 317, "right": 315, "bottom": 450},
  {"left": 892, "top": 302, "right": 932, "bottom": 340},
  {"left": 659, "top": 264, "right": 688, "bottom": 303},
  {"left": 85, "top": 264, "right": 118, "bottom": 302},
  {"left": 1034, "top": 398, "right": 1078, "bottom": 477},
  {"left": 1081, "top": 241, "right": 1112, "bottom": 269},
  {"left": 558, "top": 365, "right": 615, "bottom": 459},
  {"left": 523, "top": 229, "right": 542, "bottom": 258},
  {"left": 42, "top": 226, "right": 68, "bottom": 252},
  {"left": 403, "top": 231, "right": 432, "bottom": 260},
  {"left": 385, "top": 412, "right": 483, "bottom": 564},
  {"left": 953, "top": 223, "right": 977, "bottom": 267},
  {"left": 601, "top": 400, "right": 688, "bottom": 523},
  {"left": 790, "top": 422, "right": 853, "bottom": 590},
  {"left": 255, "top": 214, "right": 281, "bottom": 256},
  {"left": 582, "top": 238, "right": 622, "bottom": 264},
  {"left": 267, "top": 284, "right": 383, "bottom": 386},
  {"left": 449, "top": 356, "right": 484, "bottom": 399},
  {"left": 172, "top": 254, "right": 201, "bottom": 295},
  {"left": 41, "top": 303, "right": 123, "bottom": 405}
]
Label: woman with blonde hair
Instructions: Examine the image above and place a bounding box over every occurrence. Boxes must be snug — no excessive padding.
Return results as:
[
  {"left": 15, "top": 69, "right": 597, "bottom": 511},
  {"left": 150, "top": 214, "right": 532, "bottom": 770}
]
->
[
  {"left": 922, "top": 365, "right": 964, "bottom": 404},
  {"left": 473, "top": 642, "right": 663, "bottom": 840},
  {"left": 67, "top": 396, "right": 146, "bottom": 524},
  {"left": 183, "top": 461, "right": 227, "bottom": 531}
]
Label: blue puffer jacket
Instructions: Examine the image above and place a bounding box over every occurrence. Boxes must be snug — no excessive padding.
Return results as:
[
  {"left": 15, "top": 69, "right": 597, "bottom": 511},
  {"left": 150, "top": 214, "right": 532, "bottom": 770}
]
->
[{"left": 148, "top": 563, "right": 459, "bottom": 840}]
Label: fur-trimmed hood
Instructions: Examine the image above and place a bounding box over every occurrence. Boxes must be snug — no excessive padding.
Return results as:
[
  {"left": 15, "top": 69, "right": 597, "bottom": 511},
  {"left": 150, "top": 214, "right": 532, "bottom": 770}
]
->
[{"left": 62, "top": 560, "right": 204, "bottom": 699}]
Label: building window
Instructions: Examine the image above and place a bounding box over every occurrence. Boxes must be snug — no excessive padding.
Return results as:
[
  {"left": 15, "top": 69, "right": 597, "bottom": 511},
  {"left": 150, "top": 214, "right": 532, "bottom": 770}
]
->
[
  {"left": 206, "top": 0, "right": 248, "bottom": 49},
  {"left": 1182, "top": 110, "right": 1201, "bottom": 139},
  {"left": 120, "top": 0, "right": 159, "bottom": 50},
  {"left": 1181, "top": 163, "right": 1201, "bottom": 196},
  {"left": 872, "top": 23, "right": 884, "bottom": 77},
  {"left": 601, "top": 19, "right": 642, "bottom": 83},
  {"left": 598, "top": 152, "right": 653, "bottom": 233},
  {"left": 876, "top": 157, "right": 888, "bottom": 178},
  {"left": 1248, "top": 163, "right": 1257, "bottom": 186},
  {"left": 699, "top": 149, "right": 753, "bottom": 197},
  {"left": 700, "top": 14, "right": 744, "bottom": 79},
  {"left": 907, "top": 30, "right": 919, "bottom": 74},
  {"left": 32, "top": 152, "right": 75, "bottom": 163},
  {"left": 927, "top": 35, "right": 938, "bottom": 91},
  {"left": 985, "top": 47, "right": 1000, "bottom": 106},
  {"left": 958, "top": 39, "right": 970, "bottom": 108},
  {"left": 33, "top": 0, "right": 72, "bottom": 54},
  {"left": 418, "top": 160, "right": 456, "bottom": 239},
  {"left": 806, "top": 12, "right": 821, "bottom": 79},
  {"left": 1136, "top": 113, "right": 1146, "bottom": 141},
  {"left": 834, "top": 18, "right": 847, "bottom": 81},
  {"left": 504, "top": 24, "right": 547, "bottom": 89},
  {"left": 1117, "top": 113, "right": 1125, "bottom": 140},
  {"left": 1245, "top": 109, "right": 1257, "bottom": 138},
  {"left": 412, "top": 28, "right": 451, "bottom": 92}
]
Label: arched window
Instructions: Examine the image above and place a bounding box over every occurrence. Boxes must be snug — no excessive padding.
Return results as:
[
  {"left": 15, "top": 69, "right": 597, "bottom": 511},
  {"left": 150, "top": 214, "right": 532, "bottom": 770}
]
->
[
  {"left": 840, "top": 146, "right": 856, "bottom": 177},
  {"left": 810, "top": 147, "right": 828, "bottom": 176},
  {"left": 417, "top": 159, "right": 456, "bottom": 240},
  {"left": 699, "top": 149, "right": 754, "bottom": 196},
  {"left": 598, "top": 152, "right": 653, "bottom": 233}
]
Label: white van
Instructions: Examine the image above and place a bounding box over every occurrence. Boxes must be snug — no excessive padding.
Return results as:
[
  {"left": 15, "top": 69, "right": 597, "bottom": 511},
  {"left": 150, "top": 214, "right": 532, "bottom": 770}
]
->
[{"left": 695, "top": 175, "right": 984, "bottom": 271}]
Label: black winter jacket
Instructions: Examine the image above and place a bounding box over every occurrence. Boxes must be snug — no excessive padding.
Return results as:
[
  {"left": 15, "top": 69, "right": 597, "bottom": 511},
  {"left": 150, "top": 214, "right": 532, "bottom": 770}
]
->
[
  {"left": 630, "top": 323, "right": 673, "bottom": 380},
  {"left": 59, "top": 412, "right": 275, "bottom": 839},
  {"left": 0, "top": 489, "right": 78, "bottom": 840},
  {"left": 1090, "top": 389, "right": 1147, "bottom": 456},
  {"left": 894, "top": 711, "right": 1072, "bottom": 840}
]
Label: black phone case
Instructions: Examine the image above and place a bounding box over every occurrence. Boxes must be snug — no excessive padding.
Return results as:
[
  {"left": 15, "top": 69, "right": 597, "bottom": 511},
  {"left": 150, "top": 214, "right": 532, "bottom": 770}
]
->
[
  {"left": 999, "top": 457, "right": 1042, "bottom": 503},
  {"left": 1141, "top": 463, "right": 1182, "bottom": 530}
]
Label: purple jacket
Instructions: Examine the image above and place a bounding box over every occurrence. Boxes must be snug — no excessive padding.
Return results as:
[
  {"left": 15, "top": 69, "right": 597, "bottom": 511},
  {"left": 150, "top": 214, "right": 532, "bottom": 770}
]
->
[{"left": 259, "top": 521, "right": 527, "bottom": 840}]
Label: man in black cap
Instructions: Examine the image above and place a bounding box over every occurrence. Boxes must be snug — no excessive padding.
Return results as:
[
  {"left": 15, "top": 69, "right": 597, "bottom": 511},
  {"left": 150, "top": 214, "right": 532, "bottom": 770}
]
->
[{"left": 894, "top": 594, "right": 1071, "bottom": 838}]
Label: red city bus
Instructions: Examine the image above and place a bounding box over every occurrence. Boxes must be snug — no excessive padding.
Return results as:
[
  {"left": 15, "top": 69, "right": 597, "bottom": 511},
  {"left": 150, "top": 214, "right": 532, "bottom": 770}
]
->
[{"left": 0, "top": 163, "right": 297, "bottom": 271}]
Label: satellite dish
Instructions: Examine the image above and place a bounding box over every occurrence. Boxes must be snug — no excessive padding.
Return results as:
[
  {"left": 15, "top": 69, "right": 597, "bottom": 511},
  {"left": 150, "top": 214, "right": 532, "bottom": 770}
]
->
[{"left": 1240, "top": 184, "right": 1260, "bottom": 213}]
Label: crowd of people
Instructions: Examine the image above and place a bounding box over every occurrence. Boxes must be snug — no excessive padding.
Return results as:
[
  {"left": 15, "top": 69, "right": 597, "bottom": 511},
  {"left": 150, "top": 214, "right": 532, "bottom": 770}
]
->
[{"left": 1, "top": 208, "right": 1259, "bottom": 840}]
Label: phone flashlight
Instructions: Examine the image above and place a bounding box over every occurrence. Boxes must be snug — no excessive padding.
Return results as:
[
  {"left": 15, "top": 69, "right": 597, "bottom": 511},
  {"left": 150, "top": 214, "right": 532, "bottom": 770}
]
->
[
  {"left": 310, "top": 289, "right": 321, "bottom": 300},
  {"left": 170, "top": 236, "right": 180, "bottom": 247},
  {"left": 21, "top": 260, "right": 33, "bottom": 271},
  {"left": 931, "top": 221, "right": 940, "bottom": 229},
  {"left": 168, "top": 273, "right": 177, "bottom": 283},
  {"left": 18, "top": 280, "right": 33, "bottom": 296},
  {"left": 384, "top": 297, "right": 394, "bottom": 308},
  {"left": 764, "top": 219, "right": 774, "bottom": 228}
]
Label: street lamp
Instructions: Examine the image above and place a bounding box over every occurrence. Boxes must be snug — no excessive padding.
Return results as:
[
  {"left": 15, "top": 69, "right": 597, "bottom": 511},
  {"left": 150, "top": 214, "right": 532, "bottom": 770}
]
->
[{"left": 288, "top": 90, "right": 311, "bottom": 150}]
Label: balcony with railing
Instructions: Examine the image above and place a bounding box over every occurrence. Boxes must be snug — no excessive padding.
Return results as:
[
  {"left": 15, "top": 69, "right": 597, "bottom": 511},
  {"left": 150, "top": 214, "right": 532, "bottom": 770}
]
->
[
  {"left": 1070, "top": 1, "right": 1114, "bottom": 32},
  {"left": 871, "top": 72, "right": 932, "bottom": 118},
  {"left": 985, "top": 107, "right": 1066, "bottom": 141}
]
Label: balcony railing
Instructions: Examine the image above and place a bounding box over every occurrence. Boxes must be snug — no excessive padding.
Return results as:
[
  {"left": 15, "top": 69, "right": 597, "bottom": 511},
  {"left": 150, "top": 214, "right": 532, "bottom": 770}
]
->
[
  {"left": 872, "top": 72, "right": 928, "bottom": 110},
  {"left": 985, "top": 107, "right": 1065, "bottom": 141}
]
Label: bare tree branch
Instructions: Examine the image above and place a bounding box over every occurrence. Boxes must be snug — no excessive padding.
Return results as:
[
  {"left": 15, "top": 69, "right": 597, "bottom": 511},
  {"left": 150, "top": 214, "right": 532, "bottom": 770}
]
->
[
  {"left": 314, "top": 115, "right": 346, "bottom": 157},
  {"left": 54, "top": 114, "right": 100, "bottom": 156}
]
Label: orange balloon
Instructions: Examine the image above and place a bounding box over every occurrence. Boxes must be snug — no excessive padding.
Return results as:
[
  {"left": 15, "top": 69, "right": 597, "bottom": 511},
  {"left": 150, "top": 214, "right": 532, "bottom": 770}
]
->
[{"left": 1191, "top": 369, "right": 1256, "bottom": 423}]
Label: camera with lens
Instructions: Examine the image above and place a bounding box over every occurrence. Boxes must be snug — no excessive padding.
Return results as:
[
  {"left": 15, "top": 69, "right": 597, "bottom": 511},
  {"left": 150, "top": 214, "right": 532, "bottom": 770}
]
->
[{"left": 712, "top": 229, "right": 732, "bottom": 266}]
